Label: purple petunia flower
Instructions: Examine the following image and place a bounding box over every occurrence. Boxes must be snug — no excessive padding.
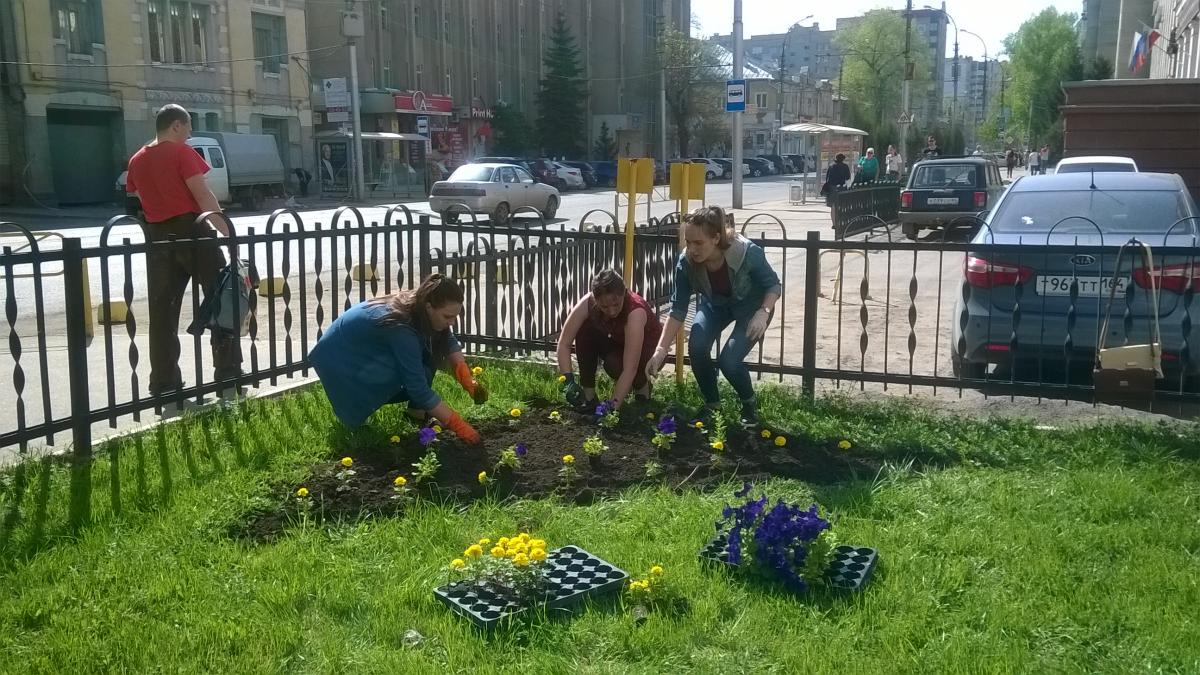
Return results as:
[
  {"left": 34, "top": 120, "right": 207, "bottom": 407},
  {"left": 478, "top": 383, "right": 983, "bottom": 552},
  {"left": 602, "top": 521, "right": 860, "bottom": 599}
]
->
[
  {"left": 514, "top": 443, "right": 528, "bottom": 457},
  {"left": 734, "top": 481, "right": 754, "bottom": 498},
  {"left": 656, "top": 416, "right": 676, "bottom": 435},
  {"left": 418, "top": 427, "right": 437, "bottom": 447}
]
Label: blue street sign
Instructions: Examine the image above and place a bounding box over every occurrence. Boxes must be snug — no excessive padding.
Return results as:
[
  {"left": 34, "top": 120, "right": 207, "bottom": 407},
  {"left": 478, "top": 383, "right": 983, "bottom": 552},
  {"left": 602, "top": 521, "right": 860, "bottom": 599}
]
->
[{"left": 725, "top": 79, "right": 746, "bottom": 112}]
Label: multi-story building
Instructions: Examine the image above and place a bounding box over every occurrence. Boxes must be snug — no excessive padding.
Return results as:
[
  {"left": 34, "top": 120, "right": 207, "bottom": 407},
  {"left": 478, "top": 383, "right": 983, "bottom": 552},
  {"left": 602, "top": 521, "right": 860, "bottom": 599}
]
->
[
  {"left": 709, "top": 22, "right": 840, "bottom": 82},
  {"left": 0, "top": 0, "right": 313, "bottom": 206},
  {"left": 942, "top": 57, "right": 1004, "bottom": 125},
  {"left": 303, "top": 0, "right": 690, "bottom": 167},
  {"left": 1150, "top": 0, "right": 1200, "bottom": 78},
  {"left": 1079, "top": 0, "right": 1158, "bottom": 78},
  {"left": 836, "top": 4, "right": 948, "bottom": 128}
]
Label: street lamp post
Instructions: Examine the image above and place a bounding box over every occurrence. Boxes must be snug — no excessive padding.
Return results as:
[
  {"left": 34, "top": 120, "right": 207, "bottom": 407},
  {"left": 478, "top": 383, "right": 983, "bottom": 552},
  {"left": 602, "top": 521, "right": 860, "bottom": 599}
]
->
[
  {"left": 732, "top": 0, "right": 744, "bottom": 209},
  {"left": 775, "top": 15, "right": 813, "bottom": 154},
  {"left": 961, "top": 29, "right": 989, "bottom": 132},
  {"left": 925, "top": 5, "right": 958, "bottom": 130}
]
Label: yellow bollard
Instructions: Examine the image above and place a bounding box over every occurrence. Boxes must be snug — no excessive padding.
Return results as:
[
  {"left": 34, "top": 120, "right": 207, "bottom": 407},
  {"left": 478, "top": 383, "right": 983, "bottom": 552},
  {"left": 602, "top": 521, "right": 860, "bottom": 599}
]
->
[
  {"left": 80, "top": 259, "right": 94, "bottom": 337},
  {"left": 351, "top": 263, "right": 377, "bottom": 282},
  {"left": 258, "top": 276, "right": 287, "bottom": 297},
  {"left": 97, "top": 299, "right": 129, "bottom": 324}
]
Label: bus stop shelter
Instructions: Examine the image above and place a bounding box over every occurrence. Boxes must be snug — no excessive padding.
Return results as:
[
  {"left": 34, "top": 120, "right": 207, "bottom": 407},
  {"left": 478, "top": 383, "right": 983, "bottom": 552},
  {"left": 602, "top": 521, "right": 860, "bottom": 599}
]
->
[
  {"left": 314, "top": 130, "right": 429, "bottom": 200},
  {"left": 777, "top": 122, "right": 869, "bottom": 171}
]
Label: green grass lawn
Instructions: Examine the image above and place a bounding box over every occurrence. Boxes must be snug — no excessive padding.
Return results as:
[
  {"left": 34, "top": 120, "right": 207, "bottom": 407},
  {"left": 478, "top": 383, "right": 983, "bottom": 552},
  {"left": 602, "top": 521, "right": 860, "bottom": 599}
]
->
[{"left": 1, "top": 361, "right": 1199, "bottom": 673}]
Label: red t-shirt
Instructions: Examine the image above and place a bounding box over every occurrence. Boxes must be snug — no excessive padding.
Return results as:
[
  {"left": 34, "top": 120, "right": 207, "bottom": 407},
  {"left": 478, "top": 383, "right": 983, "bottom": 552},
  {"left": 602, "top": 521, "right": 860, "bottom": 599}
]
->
[
  {"left": 126, "top": 140, "right": 210, "bottom": 223},
  {"left": 708, "top": 262, "right": 733, "bottom": 297}
]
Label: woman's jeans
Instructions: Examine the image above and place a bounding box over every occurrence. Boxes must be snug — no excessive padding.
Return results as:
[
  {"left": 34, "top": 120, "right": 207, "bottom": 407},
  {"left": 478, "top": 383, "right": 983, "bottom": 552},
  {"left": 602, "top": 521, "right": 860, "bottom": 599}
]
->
[{"left": 688, "top": 303, "right": 757, "bottom": 406}]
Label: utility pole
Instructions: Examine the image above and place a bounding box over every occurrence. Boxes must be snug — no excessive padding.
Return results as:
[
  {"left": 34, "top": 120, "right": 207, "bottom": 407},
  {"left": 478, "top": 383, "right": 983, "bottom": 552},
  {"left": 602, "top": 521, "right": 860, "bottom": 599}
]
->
[
  {"left": 776, "top": 38, "right": 786, "bottom": 154},
  {"left": 343, "top": 2, "right": 366, "bottom": 201},
  {"left": 659, "top": 3, "right": 668, "bottom": 163},
  {"left": 900, "top": 0, "right": 913, "bottom": 159},
  {"left": 732, "top": 0, "right": 744, "bottom": 209}
]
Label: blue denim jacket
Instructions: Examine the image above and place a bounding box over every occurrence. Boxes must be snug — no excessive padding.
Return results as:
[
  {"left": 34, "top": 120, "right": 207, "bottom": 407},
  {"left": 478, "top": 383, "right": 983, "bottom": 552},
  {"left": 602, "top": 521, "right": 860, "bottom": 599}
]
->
[{"left": 669, "top": 235, "right": 782, "bottom": 322}]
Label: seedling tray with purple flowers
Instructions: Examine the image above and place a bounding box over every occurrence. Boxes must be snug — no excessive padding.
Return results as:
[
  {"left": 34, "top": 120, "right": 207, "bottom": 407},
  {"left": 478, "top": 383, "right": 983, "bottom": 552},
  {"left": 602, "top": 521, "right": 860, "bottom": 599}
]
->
[
  {"left": 698, "top": 531, "right": 879, "bottom": 591},
  {"left": 434, "top": 545, "right": 628, "bottom": 630}
]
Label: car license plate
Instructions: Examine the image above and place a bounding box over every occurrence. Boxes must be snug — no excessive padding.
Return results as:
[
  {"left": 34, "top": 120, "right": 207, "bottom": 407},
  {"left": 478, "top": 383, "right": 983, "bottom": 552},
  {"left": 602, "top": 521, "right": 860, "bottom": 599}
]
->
[
  {"left": 1035, "top": 276, "right": 1129, "bottom": 296},
  {"left": 927, "top": 197, "right": 959, "bottom": 205}
]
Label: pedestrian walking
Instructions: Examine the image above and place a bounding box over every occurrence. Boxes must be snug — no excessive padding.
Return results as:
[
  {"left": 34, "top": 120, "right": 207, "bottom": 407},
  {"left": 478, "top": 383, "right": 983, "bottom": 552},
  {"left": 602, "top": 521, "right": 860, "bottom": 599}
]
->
[
  {"left": 555, "top": 270, "right": 663, "bottom": 410},
  {"left": 885, "top": 145, "right": 904, "bottom": 181},
  {"left": 1027, "top": 148, "right": 1041, "bottom": 175},
  {"left": 856, "top": 147, "right": 880, "bottom": 183},
  {"left": 308, "top": 274, "right": 487, "bottom": 441},
  {"left": 821, "top": 153, "right": 852, "bottom": 224},
  {"left": 125, "top": 104, "right": 241, "bottom": 396},
  {"left": 1040, "top": 146, "right": 1050, "bottom": 173},
  {"left": 922, "top": 135, "right": 942, "bottom": 159},
  {"left": 972, "top": 144, "right": 984, "bottom": 156},
  {"left": 1005, "top": 149, "right": 1016, "bottom": 179},
  {"left": 644, "top": 206, "right": 782, "bottom": 428}
]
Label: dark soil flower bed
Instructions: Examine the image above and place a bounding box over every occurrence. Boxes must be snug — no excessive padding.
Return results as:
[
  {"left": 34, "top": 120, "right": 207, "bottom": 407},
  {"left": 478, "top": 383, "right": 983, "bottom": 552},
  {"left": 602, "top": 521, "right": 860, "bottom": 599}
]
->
[{"left": 240, "top": 402, "right": 928, "bottom": 542}]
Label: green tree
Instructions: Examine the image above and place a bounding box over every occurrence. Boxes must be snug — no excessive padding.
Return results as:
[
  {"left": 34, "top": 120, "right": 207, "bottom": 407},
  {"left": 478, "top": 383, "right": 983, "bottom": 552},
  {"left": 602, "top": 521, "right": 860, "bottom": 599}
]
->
[
  {"left": 1085, "top": 56, "right": 1113, "bottom": 80},
  {"left": 1002, "top": 8, "right": 1083, "bottom": 154},
  {"left": 660, "top": 25, "right": 727, "bottom": 158},
  {"left": 838, "top": 10, "right": 932, "bottom": 145},
  {"left": 491, "top": 103, "right": 533, "bottom": 156},
  {"left": 593, "top": 122, "right": 616, "bottom": 160},
  {"left": 536, "top": 13, "right": 588, "bottom": 157}
]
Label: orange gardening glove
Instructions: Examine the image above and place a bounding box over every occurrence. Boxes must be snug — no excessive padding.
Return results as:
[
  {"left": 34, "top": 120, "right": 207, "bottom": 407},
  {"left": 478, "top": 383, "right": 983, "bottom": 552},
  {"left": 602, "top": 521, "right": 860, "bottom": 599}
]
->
[
  {"left": 444, "top": 412, "right": 481, "bottom": 445},
  {"left": 453, "top": 361, "right": 488, "bottom": 404}
]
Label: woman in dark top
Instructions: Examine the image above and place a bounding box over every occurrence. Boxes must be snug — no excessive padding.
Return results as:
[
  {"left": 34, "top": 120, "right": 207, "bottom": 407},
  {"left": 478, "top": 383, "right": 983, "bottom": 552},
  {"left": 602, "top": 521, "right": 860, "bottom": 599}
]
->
[
  {"left": 308, "top": 274, "right": 487, "bottom": 443},
  {"left": 824, "top": 153, "right": 852, "bottom": 222},
  {"left": 556, "top": 270, "right": 663, "bottom": 408}
]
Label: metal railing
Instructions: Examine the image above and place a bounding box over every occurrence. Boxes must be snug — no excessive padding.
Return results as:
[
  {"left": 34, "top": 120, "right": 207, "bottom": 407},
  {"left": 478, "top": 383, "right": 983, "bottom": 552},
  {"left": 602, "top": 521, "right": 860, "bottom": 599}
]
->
[
  {"left": 832, "top": 180, "right": 902, "bottom": 239},
  {"left": 5, "top": 209, "right": 1200, "bottom": 470}
]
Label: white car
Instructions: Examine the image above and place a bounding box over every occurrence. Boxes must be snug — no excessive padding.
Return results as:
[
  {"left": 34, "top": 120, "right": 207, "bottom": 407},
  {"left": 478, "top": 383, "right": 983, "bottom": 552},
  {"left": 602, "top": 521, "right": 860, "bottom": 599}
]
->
[
  {"left": 688, "top": 158, "right": 725, "bottom": 180},
  {"left": 552, "top": 161, "right": 586, "bottom": 189},
  {"left": 1053, "top": 155, "right": 1139, "bottom": 174},
  {"left": 429, "top": 163, "right": 560, "bottom": 224},
  {"left": 717, "top": 158, "right": 751, "bottom": 177}
]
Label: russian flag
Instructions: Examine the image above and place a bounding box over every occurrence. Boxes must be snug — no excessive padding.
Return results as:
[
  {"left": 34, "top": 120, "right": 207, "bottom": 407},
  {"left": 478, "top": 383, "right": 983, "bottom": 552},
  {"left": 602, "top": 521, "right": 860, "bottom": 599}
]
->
[{"left": 1128, "top": 31, "right": 1148, "bottom": 73}]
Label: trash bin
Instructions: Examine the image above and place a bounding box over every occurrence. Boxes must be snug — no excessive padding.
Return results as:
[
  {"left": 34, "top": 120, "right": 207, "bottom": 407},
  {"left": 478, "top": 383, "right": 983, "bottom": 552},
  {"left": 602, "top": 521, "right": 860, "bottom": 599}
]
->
[{"left": 789, "top": 182, "right": 803, "bottom": 205}]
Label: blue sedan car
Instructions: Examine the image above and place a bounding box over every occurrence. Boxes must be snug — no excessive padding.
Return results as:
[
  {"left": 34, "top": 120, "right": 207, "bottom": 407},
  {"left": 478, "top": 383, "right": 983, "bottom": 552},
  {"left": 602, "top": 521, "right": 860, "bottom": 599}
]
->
[{"left": 952, "top": 172, "right": 1200, "bottom": 383}]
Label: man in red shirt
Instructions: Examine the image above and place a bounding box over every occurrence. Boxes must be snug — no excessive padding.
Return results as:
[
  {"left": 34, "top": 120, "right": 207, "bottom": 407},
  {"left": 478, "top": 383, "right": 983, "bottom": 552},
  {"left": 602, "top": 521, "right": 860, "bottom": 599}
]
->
[{"left": 127, "top": 104, "right": 240, "bottom": 396}]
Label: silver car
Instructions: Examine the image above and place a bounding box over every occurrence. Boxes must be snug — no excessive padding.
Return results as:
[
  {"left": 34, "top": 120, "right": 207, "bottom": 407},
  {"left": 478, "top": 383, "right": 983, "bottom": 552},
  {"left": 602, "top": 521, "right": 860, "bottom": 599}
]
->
[
  {"left": 429, "top": 163, "right": 560, "bottom": 224},
  {"left": 952, "top": 172, "right": 1199, "bottom": 384}
]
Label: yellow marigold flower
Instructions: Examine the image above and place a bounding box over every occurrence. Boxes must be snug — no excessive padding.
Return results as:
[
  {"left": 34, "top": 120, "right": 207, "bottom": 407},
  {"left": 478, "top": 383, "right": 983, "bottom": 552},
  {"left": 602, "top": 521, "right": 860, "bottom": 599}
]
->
[
  {"left": 514, "top": 542, "right": 528, "bottom": 554},
  {"left": 557, "top": 374, "right": 567, "bottom": 384},
  {"left": 549, "top": 411, "right": 561, "bottom": 420},
  {"left": 393, "top": 476, "right": 407, "bottom": 488},
  {"left": 645, "top": 412, "right": 656, "bottom": 420},
  {"left": 477, "top": 471, "right": 489, "bottom": 484},
  {"left": 510, "top": 408, "right": 522, "bottom": 418},
  {"left": 530, "top": 539, "right": 546, "bottom": 550},
  {"left": 761, "top": 429, "right": 772, "bottom": 438},
  {"left": 711, "top": 440, "right": 725, "bottom": 451},
  {"left": 650, "top": 565, "right": 664, "bottom": 576},
  {"left": 432, "top": 424, "right": 443, "bottom": 433},
  {"left": 512, "top": 553, "right": 530, "bottom": 567},
  {"left": 295, "top": 487, "right": 309, "bottom": 498},
  {"left": 478, "top": 538, "right": 491, "bottom": 547},
  {"left": 518, "top": 533, "right": 530, "bottom": 543},
  {"left": 530, "top": 548, "right": 547, "bottom": 562},
  {"left": 506, "top": 548, "right": 519, "bottom": 558},
  {"left": 472, "top": 366, "right": 484, "bottom": 376},
  {"left": 340, "top": 456, "right": 353, "bottom": 467},
  {"left": 465, "top": 544, "right": 483, "bottom": 558},
  {"left": 838, "top": 439, "right": 852, "bottom": 450},
  {"left": 498, "top": 537, "right": 509, "bottom": 546},
  {"left": 694, "top": 421, "right": 705, "bottom": 429},
  {"left": 774, "top": 436, "right": 787, "bottom": 447},
  {"left": 490, "top": 546, "right": 506, "bottom": 557},
  {"left": 562, "top": 454, "right": 575, "bottom": 464},
  {"left": 450, "top": 558, "right": 466, "bottom": 570},
  {"left": 389, "top": 435, "right": 401, "bottom": 444}
]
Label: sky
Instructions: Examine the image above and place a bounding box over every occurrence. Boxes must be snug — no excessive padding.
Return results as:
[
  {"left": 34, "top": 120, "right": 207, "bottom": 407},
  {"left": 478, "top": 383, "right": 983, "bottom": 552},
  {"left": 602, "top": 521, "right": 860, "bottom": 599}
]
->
[{"left": 690, "top": 0, "right": 1081, "bottom": 61}]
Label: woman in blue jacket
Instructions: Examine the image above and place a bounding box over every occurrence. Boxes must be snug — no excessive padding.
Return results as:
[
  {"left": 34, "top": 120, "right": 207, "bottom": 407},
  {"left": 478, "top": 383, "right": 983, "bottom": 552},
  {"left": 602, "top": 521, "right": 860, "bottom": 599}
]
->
[
  {"left": 645, "top": 206, "right": 781, "bottom": 426},
  {"left": 308, "top": 274, "right": 486, "bottom": 443}
]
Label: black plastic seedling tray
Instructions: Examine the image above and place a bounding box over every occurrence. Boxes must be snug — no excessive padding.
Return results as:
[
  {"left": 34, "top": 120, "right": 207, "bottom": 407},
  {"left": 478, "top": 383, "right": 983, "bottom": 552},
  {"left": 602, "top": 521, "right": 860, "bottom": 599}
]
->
[
  {"left": 434, "top": 545, "right": 628, "bottom": 630},
  {"left": 699, "top": 532, "right": 879, "bottom": 591}
]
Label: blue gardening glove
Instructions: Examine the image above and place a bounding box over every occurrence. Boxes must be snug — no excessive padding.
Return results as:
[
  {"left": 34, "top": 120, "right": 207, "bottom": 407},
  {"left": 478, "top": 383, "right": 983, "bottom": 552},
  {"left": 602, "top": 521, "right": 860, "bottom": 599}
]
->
[{"left": 562, "top": 373, "right": 586, "bottom": 407}]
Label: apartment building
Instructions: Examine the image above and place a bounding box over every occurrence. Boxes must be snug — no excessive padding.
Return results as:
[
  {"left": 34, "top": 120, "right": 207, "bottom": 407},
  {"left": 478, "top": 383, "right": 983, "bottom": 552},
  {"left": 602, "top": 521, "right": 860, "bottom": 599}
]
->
[{"left": 0, "top": 0, "right": 313, "bottom": 205}]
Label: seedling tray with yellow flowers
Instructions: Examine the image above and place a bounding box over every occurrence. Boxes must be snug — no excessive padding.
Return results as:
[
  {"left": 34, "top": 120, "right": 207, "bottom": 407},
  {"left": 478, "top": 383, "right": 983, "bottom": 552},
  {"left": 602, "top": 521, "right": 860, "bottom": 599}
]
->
[{"left": 435, "top": 534, "right": 628, "bottom": 630}]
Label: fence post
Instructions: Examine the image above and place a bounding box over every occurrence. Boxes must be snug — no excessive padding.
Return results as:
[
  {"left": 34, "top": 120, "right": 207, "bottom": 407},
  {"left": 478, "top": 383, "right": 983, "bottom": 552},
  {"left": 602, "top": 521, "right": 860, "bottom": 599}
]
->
[
  {"left": 485, "top": 248, "right": 498, "bottom": 339},
  {"left": 62, "top": 238, "right": 93, "bottom": 526},
  {"left": 802, "top": 231, "right": 820, "bottom": 401},
  {"left": 418, "top": 215, "right": 431, "bottom": 280}
]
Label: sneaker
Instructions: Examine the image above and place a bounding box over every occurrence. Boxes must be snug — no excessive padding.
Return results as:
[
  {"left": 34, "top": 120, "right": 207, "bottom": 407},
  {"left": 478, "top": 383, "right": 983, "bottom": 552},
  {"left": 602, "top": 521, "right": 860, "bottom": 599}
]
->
[{"left": 739, "top": 399, "right": 760, "bottom": 428}]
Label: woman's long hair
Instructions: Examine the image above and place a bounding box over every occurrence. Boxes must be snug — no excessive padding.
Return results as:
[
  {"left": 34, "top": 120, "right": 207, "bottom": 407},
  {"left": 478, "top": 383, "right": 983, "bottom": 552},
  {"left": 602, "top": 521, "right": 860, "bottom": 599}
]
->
[
  {"left": 684, "top": 205, "right": 736, "bottom": 250},
  {"left": 367, "top": 273, "right": 463, "bottom": 363}
]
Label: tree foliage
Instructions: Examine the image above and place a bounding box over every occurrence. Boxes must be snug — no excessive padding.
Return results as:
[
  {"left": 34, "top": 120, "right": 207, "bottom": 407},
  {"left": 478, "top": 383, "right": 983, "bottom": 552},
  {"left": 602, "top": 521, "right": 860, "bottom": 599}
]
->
[
  {"left": 660, "top": 25, "right": 727, "bottom": 158},
  {"left": 1001, "top": 8, "right": 1083, "bottom": 154},
  {"left": 492, "top": 103, "right": 534, "bottom": 156},
  {"left": 536, "top": 13, "right": 588, "bottom": 157},
  {"left": 838, "top": 9, "right": 932, "bottom": 147},
  {"left": 593, "top": 122, "right": 616, "bottom": 161}
]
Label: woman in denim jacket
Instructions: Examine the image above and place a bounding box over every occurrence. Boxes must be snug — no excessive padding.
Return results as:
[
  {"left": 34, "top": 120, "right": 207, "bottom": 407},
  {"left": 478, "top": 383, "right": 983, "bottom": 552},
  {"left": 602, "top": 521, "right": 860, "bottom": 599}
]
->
[{"left": 645, "top": 206, "right": 782, "bottom": 426}]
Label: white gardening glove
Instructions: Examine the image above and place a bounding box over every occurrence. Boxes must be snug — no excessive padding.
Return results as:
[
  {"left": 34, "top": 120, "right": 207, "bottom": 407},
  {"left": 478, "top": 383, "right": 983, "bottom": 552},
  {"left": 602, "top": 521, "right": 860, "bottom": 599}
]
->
[
  {"left": 644, "top": 347, "right": 668, "bottom": 380},
  {"left": 746, "top": 308, "right": 770, "bottom": 343}
]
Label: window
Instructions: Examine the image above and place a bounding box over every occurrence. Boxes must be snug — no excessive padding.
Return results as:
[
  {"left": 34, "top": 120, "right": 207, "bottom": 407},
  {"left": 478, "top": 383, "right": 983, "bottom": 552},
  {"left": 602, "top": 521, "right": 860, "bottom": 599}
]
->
[
  {"left": 52, "top": 0, "right": 99, "bottom": 55},
  {"left": 169, "top": 2, "right": 186, "bottom": 63},
  {"left": 190, "top": 5, "right": 209, "bottom": 63},
  {"left": 755, "top": 92, "right": 768, "bottom": 108},
  {"left": 413, "top": 5, "right": 421, "bottom": 36},
  {"left": 515, "top": 168, "right": 535, "bottom": 183},
  {"left": 148, "top": 2, "right": 165, "bottom": 62},
  {"left": 252, "top": 12, "right": 287, "bottom": 73},
  {"left": 208, "top": 147, "right": 226, "bottom": 169},
  {"left": 205, "top": 112, "right": 219, "bottom": 130},
  {"left": 189, "top": 112, "right": 200, "bottom": 129},
  {"left": 147, "top": 1, "right": 208, "bottom": 65}
]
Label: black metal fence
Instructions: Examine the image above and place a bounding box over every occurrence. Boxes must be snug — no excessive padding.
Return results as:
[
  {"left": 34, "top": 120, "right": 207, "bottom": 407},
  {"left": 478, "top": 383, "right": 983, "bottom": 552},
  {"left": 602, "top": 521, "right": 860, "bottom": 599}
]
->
[
  {"left": 832, "top": 181, "right": 901, "bottom": 239},
  {"left": 5, "top": 208, "right": 1200, "bottom": 466}
]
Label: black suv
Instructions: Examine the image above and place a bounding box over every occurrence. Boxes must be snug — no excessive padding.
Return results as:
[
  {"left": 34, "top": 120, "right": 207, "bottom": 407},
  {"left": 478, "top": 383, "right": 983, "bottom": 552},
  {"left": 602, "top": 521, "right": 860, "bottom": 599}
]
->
[{"left": 899, "top": 156, "right": 1009, "bottom": 239}]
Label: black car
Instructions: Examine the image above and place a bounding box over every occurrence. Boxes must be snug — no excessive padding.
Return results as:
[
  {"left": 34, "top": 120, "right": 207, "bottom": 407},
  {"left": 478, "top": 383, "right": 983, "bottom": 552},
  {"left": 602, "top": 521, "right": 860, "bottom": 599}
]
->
[
  {"left": 475, "top": 156, "right": 533, "bottom": 175},
  {"left": 562, "top": 161, "right": 598, "bottom": 188},
  {"left": 758, "top": 154, "right": 790, "bottom": 174},
  {"left": 899, "top": 156, "right": 1010, "bottom": 239},
  {"left": 785, "top": 154, "right": 807, "bottom": 173},
  {"left": 745, "top": 157, "right": 772, "bottom": 178}
]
